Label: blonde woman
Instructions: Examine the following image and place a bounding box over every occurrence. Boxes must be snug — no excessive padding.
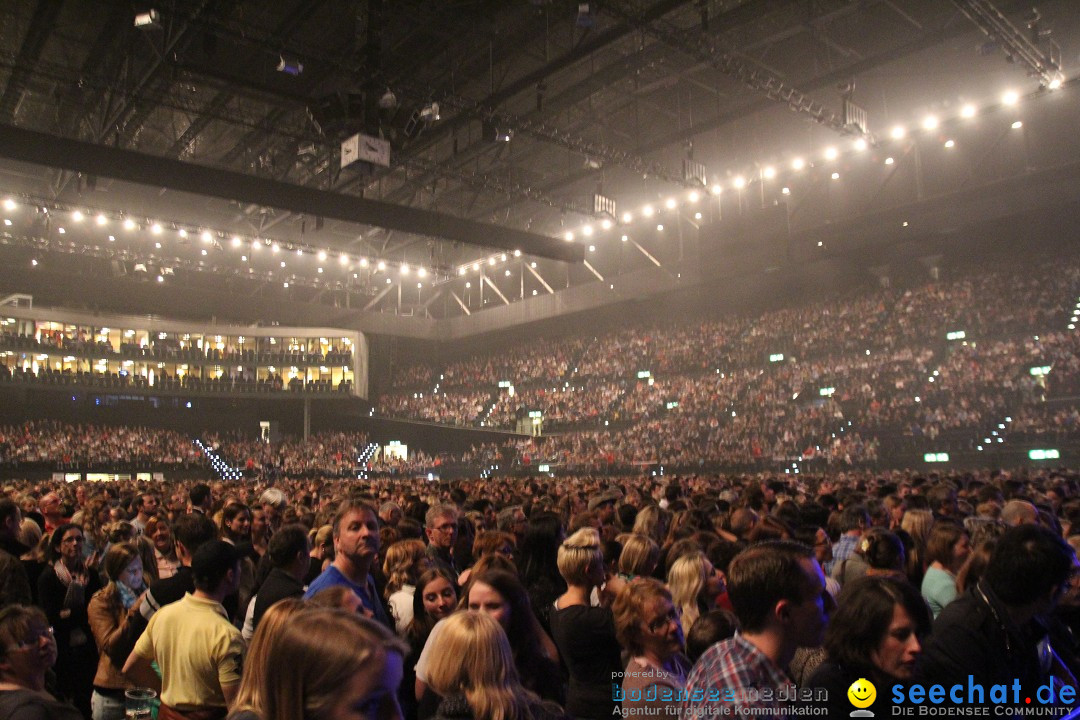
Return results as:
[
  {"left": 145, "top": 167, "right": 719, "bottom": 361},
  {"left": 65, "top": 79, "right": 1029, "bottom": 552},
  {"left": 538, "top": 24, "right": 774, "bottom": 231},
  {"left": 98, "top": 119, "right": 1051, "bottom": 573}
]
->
[
  {"left": 426, "top": 611, "right": 557, "bottom": 720},
  {"left": 617, "top": 533, "right": 660, "bottom": 580},
  {"left": 383, "top": 539, "right": 431, "bottom": 635},
  {"left": 666, "top": 551, "right": 722, "bottom": 636},
  {"left": 631, "top": 506, "right": 669, "bottom": 547},
  {"left": 228, "top": 598, "right": 306, "bottom": 719},
  {"left": 901, "top": 509, "right": 934, "bottom": 586},
  {"left": 227, "top": 606, "right": 406, "bottom": 720},
  {"left": 550, "top": 527, "right": 623, "bottom": 719}
]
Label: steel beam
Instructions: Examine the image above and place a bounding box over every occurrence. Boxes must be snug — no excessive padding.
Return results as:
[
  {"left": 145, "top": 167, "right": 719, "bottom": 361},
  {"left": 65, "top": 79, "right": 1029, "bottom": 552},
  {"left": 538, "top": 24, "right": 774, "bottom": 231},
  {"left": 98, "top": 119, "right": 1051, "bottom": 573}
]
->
[{"left": 0, "top": 123, "right": 583, "bottom": 262}]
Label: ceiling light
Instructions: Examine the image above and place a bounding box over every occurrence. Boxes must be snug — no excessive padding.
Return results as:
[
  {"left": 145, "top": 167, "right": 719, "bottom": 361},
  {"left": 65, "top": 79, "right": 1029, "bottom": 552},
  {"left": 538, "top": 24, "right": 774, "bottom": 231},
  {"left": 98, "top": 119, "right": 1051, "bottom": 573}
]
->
[
  {"left": 2, "top": 199, "right": 16, "bottom": 211},
  {"left": 177, "top": 228, "right": 187, "bottom": 238},
  {"left": 823, "top": 147, "right": 838, "bottom": 161},
  {"left": 72, "top": 210, "right": 84, "bottom": 222},
  {"left": 791, "top": 158, "right": 805, "bottom": 171},
  {"left": 781, "top": 187, "right": 791, "bottom": 195},
  {"left": 1011, "top": 120, "right": 1023, "bottom": 129},
  {"left": 853, "top": 138, "right": 868, "bottom": 152},
  {"left": 665, "top": 198, "right": 677, "bottom": 209},
  {"left": 710, "top": 184, "right": 722, "bottom": 195},
  {"left": 884, "top": 157, "right": 895, "bottom": 165},
  {"left": 588, "top": 245, "right": 595, "bottom": 252},
  {"left": 565, "top": 231, "right": 575, "bottom": 241},
  {"left": 317, "top": 250, "right": 327, "bottom": 261},
  {"left": 688, "top": 191, "right": 700, "bottom": 203},
  {"left": 656, "top": 224, "right": 664, "bottom": 231},
  {"left": 417, "top": 267, "right": 427, "bottom": 278},
  {"left": 201, "top": 230, "right": 213, "bottom": 243},
  {"left": 123, "top": 218, "right": 136, "bottom": 231},
  {"left": 831, "top": 172, "right": 840, "bottom": 180},
  {"left": 642, "top": 205, "right": 655, "bottom": 217},
  {"left": 601, "top": 219, "right": 612, "bottom": 230},
  {"left": 961, "top": 104, "right": 977, "bottom": 118},
  {"left": 1002, "top": 90, "right": 1019, "bottom": 106},
  {"left": 400, "top": 264, "right": 409, "bottom": 275},
  {"left": 621, "top": 211, "right": 633, "bottom": 223},
  {"left": 890, "top": 126, "right": 906, "bottom": 140},
  {"left": 359, "top": 258, "right": 368, "bottom": 267},
  {"left": 732, "top": 176, "right": 746, "bottom": 189},
  {"left": 762, "top": 166, "right": 776, "bottom": 179},
  {"left": 944, "top": 139, "right": 955, "bottom": 148},
  {"left": 922, "top": 115, "right": 939, "bottom": 130},
  {"left": 377, "top": 261, "right": 386, "bottom": 271},
  {"left": 488, "top": 257, "right": 496, "bottom": 266},
  {"left": 582, "top": 225, "right": 593, "bottom": 236}
]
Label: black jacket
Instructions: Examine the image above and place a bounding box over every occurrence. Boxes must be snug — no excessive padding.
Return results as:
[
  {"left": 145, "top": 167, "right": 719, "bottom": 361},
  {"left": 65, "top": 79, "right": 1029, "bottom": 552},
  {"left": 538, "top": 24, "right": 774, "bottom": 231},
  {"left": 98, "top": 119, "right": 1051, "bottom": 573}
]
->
[
  {"left": 252, "top": 567, "right": 305, "bottom": 630},
  {"left": 917, "top": 580, "right": 1051, "bottom": 708}
]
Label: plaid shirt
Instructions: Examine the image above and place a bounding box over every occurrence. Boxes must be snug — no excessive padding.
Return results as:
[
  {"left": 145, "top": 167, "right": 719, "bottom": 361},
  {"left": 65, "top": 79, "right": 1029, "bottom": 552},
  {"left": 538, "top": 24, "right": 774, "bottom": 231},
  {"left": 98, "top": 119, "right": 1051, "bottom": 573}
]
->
[
  {"left": 682, "top": 633, "right": 796, "bottom": 720},
  {"left": 824, "top": 531, "right": 860, "bottom": 576}
]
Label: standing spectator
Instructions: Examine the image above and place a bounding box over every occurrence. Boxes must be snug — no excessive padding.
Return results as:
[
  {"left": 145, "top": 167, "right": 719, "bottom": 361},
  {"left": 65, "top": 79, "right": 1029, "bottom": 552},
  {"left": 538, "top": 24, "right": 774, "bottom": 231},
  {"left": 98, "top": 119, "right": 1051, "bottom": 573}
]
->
[
  {"left": 827, "top": 505, "right": 868, "bottom": 577},
  {"left": 806, "top": 576, "right": 931, "bottom": 717},
  {"left": 0, "top": 605, "right": 82, "bottom": 720},
  {"left": 189, "top": 484, "right": 213, "bottom": 515},
  {"left": 130, "top": 493, "right": 158, "bottom": 535},
  {"left": 144, "top": 516, "right": 179, "bottom": 580},
  {"left": 918, "top": 525, "right": 1078, "bottom": 709},
  {"left": 920, "top": 522, "right": 971, "bottom": 618},
  {"left": 550, "top": 528, "right": 622, "bottom": 719},
  {"left": 87, "top": 543, "right": 145, "bottom": 720},
  {"left": 38, "top": 523, "right": 101, "bottom": 718},
  {"left": 424, "top": 505, "right": 460, "bottom": 578},
  {"left": 0, "top": 499, "right": 31, "bottom": 608},
  {"left": 383, "top": 539, "right": 430, "bottom": 635},
  {"left": 124, "top": 540, "right": 244, "bottom": 718},
  {"left": 667, "top": 551, "right": 723, "bottom": 636},
  {"left": 251, "top": 525, "right": 310, "bottom": 633},
  {"left": 304, "top": 500, "right": 390, "bottom": 627},
  {"left": 683, "top": 541, "right": 834, "bottom": 719},
  {"left": 426, "top": 612, "right": 556, "bottom": 720},
  {"left": 613, "top": 578, "right": 692, "bottom": 719},
  {"left": 38, "top": 493, "right": 64, "bottom": 536}
]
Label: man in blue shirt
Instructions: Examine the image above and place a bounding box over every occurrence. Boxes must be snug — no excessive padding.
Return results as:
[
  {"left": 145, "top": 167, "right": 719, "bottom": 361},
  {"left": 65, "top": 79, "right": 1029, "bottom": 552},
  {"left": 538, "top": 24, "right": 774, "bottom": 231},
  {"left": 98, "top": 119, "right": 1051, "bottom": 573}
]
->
[{"left": 304, "top": 499, "right": 390, "bottom": 627}]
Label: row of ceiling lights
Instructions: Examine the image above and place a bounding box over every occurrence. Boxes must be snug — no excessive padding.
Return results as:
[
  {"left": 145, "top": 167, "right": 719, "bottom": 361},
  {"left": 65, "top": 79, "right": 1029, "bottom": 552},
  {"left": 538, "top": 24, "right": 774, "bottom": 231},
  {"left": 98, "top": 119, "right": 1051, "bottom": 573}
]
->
[{"left": 556, "top": 86, "right": 1052, "bottom": 246}]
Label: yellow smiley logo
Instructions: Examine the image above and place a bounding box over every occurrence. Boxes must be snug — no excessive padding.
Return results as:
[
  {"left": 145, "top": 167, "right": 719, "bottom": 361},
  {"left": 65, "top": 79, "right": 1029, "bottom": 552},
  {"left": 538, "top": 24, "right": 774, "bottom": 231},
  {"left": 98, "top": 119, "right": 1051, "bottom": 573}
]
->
[{"left": 847, "top": 678, "right": 876, "bottom": 709}]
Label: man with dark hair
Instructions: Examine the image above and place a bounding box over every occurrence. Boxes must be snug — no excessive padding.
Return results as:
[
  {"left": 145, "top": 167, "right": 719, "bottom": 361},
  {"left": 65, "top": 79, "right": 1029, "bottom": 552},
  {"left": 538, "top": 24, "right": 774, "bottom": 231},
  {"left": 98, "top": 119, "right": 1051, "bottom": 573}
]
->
[
  {"left": 131, "top": 492, "right": 159, "bottom": 534},
  {"left": 918, "top": 524, "right": 1079, "bottom": 707},
  {"left": 124, "top": 540, "right": 243, "bottom": 718},
  {"left": 189, "top": 483, "right": 212, "bottom": 514},
  {"left": 0, "top": 498, "right": 31, "bottom": 607},
  {"left": 926, "top": 483, "right": 960, "bottom": 520},
  {"left": 825, "top": 504, "right": 868, "bottom": 576},
  {"left": 684, "top": 541, "right": 834, "bottom": 719},
  {"left": 303, "top": 500, "right": 389, "bottom": 626},
  {"left": 251, "top": 524, "right": 310, "bottom": 631}
]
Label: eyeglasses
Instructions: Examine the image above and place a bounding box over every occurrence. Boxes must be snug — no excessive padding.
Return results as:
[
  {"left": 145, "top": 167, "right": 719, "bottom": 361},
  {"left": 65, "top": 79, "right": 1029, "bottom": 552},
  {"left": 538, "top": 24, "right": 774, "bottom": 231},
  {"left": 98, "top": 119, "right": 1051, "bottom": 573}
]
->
[
  {"left": 433, "top": 523, "right": 456, "bottom": 533},
  {"left": 8, "top": 626, "right": 54, "bottom": 651},
  {"left": 646, "top": 609, "right": 680, "bottom": 633}
]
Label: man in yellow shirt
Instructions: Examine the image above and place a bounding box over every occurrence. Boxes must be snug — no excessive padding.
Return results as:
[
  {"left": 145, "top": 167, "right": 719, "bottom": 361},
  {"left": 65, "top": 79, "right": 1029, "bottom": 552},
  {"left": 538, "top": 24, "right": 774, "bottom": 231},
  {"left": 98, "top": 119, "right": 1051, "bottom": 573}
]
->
[{"left": 124, "top": 540, "right": 244, "bottom": 720}]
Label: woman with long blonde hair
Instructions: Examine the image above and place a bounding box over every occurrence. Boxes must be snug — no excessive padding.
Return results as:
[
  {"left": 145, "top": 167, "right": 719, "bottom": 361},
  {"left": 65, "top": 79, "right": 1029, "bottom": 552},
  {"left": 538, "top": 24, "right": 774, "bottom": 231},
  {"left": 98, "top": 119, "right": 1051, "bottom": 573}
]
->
[
  {"left": 227, "top": 606, "right": 406, "bottom": 720},
  {"left": 426, "top": 611, "right": 555, "bottom": 720},
  {"left": 228, "top": 598, "right": 306, "bottom": 718},
  {"left": 666, "top": 551, "right": 722, "bottom": 636}
]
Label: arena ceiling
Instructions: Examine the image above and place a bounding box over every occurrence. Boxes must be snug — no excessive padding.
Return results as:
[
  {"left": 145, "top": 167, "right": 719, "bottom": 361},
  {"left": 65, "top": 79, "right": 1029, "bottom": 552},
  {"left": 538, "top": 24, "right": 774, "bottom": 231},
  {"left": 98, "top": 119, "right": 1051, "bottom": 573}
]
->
[{"left": 0, "top": 0, "right": 1076, "bottom": 329}]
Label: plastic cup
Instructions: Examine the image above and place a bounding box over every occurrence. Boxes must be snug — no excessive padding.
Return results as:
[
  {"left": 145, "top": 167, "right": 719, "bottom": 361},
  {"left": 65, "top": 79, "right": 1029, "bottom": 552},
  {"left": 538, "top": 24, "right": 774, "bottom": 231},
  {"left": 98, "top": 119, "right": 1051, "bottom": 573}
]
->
[{"left": 124, "top": 687, "right": 156, "bottom": 719}]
